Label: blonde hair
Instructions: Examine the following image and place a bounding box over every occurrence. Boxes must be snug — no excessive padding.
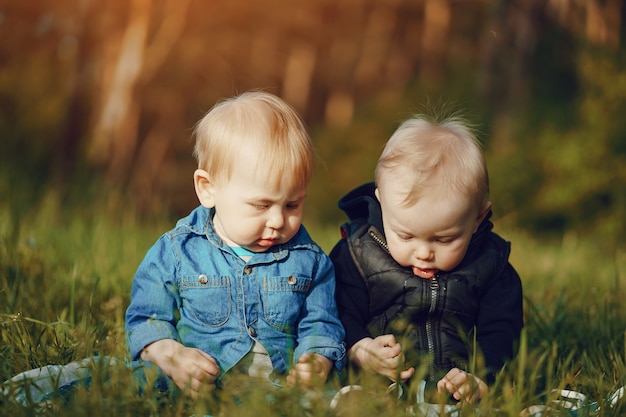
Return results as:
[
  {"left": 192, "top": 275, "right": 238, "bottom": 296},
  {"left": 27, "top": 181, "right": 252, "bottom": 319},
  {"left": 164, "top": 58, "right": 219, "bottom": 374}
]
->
[
  {"left": 193, "top": 91, "right": 314, "bottom": 190},
  {"left": 375, "top": 114, "right": 489, "bottom": 208}
]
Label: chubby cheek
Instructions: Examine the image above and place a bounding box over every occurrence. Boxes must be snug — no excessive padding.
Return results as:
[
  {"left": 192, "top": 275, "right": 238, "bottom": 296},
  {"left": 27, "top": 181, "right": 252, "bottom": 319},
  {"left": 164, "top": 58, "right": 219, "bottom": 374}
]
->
[
  {"left": 437, "top": 246, "right": 466, "bottom": 271},
  {"left": 281, "top": 215, "right": 302, "bottom": 238},
  {"left": 387, "top": 242, "right": 412, "bottom": 267},
  {"left": 233, "top": 217, "right": 267, "bottom": 239}
]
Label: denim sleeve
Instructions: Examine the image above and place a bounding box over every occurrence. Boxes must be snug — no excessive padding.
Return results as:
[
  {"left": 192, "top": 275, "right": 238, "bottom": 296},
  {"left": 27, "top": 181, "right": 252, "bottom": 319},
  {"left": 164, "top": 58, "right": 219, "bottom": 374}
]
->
[
  {"left": 293, "top": 252, "right": 346, "bottom": 371},
  {"left": 125, "top": 235, "right": 181, "bottom": 360}
]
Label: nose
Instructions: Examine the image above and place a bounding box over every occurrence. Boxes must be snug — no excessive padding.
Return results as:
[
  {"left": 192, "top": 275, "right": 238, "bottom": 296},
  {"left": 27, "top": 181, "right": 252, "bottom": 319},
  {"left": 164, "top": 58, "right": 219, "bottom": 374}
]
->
[
  {"left": 413, "top": 241, "right": 433, "bottom": 261},
  {"left": 266, "top": 206, "right": 285, "bottom": 230}
]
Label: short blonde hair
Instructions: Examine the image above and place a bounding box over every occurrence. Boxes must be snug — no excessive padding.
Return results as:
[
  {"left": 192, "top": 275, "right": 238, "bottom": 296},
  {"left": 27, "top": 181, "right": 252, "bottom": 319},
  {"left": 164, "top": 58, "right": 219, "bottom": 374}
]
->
[
  {"left": 375, "top": 115, "right": 489, "bottom": 208},
  {"left": 193, "top": 91, "right": 314, "bottom": 190}
]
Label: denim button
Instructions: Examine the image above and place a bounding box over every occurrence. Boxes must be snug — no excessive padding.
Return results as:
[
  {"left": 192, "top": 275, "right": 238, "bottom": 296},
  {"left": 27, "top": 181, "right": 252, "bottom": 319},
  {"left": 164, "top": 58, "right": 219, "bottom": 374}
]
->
[
  {"left": 287, "top": 276, "right": 297, "bottom": 285},
  {"left": 244, "top": 266, "right": 252, "bottom": 275},
  {"left": 248, "top": 326, "right": 256, "bottom": 337},
  {"left": 198, "top": 274, "right": 208, "bottom": 284}
]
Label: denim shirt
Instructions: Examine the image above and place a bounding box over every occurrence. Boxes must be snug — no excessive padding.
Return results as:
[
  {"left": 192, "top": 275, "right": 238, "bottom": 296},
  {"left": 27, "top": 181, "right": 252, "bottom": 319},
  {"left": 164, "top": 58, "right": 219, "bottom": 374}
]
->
[{"left": 125, "top": 206, "right": 346, "bottom": 378}]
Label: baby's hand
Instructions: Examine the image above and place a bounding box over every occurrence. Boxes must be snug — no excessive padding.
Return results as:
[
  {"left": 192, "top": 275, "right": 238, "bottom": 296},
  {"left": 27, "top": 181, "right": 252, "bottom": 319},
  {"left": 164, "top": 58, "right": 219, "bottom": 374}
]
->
[
  {"left": 141, "top": 339, "right": 220, "bottom": 398},
  {"left": 437, "top": 368, "right": 487, "bottom": 404},
  {"left": 351, "top": 335, "right": 415, "bottom": 382},
  {"left": 286, "top": 353, "right": 333, "bottom": 388}
]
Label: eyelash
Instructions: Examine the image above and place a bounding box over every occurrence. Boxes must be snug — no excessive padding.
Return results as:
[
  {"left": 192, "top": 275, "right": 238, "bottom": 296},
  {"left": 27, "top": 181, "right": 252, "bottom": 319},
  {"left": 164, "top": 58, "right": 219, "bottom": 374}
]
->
[
  {"left": 396, "top": 234, "right": 455, "bottom": 244},
  {"left": 251, "top": 203, "right": 301, "bottom": 211}
]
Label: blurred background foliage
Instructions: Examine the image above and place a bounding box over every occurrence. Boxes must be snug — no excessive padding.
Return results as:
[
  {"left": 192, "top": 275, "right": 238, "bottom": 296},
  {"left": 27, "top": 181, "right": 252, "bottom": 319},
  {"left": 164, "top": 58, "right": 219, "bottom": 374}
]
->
[{"left": 0, "top": 0, "right": 625, "bottom": 246}]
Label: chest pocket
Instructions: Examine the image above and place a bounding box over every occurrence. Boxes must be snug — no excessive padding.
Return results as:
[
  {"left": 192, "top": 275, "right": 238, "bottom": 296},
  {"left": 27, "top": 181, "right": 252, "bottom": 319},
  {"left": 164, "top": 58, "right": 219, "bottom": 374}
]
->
[
  {"left": 181, "top": 275, "right": 231, "bottom": 326},
  {"left": 442, "top": 275, "right": 479, "bottom": 327},
  {"left": 262, "top": 275, "right": 311, "bottom": 330}
]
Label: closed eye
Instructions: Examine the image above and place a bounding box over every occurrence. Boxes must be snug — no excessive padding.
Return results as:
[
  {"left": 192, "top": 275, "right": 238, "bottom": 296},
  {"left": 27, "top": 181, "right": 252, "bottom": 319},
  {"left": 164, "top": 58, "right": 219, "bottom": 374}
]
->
[
  {"left": 286, "top": 201, "right": 303, "bottom": 211},
  {"left": 435, "top": 236, "right": 458, "bottom": 244},
  {"left": 250, "top": 203, "right": 270, "bottom": 210},
  {"left": 396, "top": 233, "right": 413, "bottom": 241}
]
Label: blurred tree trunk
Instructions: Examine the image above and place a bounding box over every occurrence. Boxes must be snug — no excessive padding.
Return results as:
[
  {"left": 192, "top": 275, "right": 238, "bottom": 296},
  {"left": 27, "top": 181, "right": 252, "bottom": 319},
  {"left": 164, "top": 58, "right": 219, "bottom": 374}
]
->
[
  {"left": 478, "top": 0, "right": 561, "bottom": 154},
  {"left": 128, "top": 0, "right": 190, "bottom": 207},
  {"left": 420, "top": 0, "right": 450, "bottom": 82},
  {"left": 57, "top": 0, "right": 96, "bottom": 187},
  {"left": 88, "top": 0, "right": 151, "bottom": 185},
  {"left": 282, "top": 41, "right": 317, "bottom": 116},
  {"left": 87, "top": 0, "right": 189, "bottom": 187},
  {"left": 323, "top": 0, "right": 401, "bottom": 128},
  {"left": 585, "top": 0, "right": 622, "bottom": 48},
  {"left": 479, "top": 0, "right": 622, "bottom": 150},
  {"left": 129, "top": 89, "right": 185, "bottom": 209}
]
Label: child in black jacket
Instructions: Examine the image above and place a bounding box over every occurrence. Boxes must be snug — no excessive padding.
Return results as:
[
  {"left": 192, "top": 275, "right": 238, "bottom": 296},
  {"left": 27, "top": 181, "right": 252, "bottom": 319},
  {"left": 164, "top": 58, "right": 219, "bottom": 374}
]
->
[{"left": 330, "top": 114, "right": 523, "bottom": 403}]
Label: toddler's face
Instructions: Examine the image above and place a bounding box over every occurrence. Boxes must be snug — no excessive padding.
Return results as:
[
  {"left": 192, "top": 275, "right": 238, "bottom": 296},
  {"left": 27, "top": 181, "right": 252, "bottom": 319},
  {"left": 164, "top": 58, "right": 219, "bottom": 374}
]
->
[
  {"left": 376, "top": 176, "right": 486, "bottom": 279},
  {"left": 205, "top": 161, "right": 306, "bottom": 253}
]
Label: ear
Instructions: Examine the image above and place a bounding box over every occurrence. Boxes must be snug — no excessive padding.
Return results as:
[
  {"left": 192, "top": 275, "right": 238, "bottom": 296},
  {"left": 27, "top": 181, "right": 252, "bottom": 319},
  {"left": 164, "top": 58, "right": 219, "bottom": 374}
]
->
[
  {"left": 474, "top": 200, "right": 492, "bottom": 231},
  {"left": 374, "top": 187, "right": 380, "bottom": 202},
  {"left": 194, "top": 169, "right": 216, "bottom": 208}
]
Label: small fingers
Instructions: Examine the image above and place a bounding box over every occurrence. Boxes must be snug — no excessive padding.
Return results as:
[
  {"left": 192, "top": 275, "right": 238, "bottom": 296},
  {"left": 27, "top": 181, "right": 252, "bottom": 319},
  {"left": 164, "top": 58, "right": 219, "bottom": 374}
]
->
[
  {"left": 438, "top": 369, "right": 486, "bottom": 403},
  {"left": 288, "top": 354, "right": 333, "bottom": 387},
  {"left": 186, "top": 375, "right": 216, "bottom": 399},
  {"left": 286, "top": 371, "right": 296, "bottom": 387},
  {"left": 179, "top": 362, "right": 218, "bottom": 397},
  {"left": 376, "top": 334, "right": 398, "bottom": 347},
  {"left": 297, "top": 353, "right": 312, "bottom": 363},
  {"left": 398, "top": 366, "right": 415, "bottom": 381},
  {"left": 287, "top": 366, "right": 313, "bottom": 388},
  {"left": 193, "top": 350, "right": 220, "bottom": 376}
]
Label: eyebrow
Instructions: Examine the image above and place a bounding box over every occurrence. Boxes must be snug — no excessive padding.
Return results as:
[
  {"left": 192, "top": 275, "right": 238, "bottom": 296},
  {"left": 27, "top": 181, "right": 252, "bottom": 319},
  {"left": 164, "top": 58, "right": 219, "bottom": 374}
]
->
[
  {"left": 246, "top": 194, "right": 307, "bottom": 204},
  {"left": 390, "top": 221, "right": 462, "bottom": 237}
]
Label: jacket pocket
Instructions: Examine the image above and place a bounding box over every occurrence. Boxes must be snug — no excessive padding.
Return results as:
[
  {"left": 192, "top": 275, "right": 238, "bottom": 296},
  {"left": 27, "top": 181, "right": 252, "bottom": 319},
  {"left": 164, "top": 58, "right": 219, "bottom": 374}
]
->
[
  {"left": 262, "top": 275, "right": 311, "bottom": 330},
  {"left": 181, "top": 275, "right": 231, "bottom": 326}
]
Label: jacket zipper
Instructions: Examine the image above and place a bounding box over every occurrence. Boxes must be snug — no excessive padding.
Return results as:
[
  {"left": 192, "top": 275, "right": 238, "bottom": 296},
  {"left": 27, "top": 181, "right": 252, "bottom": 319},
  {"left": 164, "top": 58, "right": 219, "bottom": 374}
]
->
[
  {"left": 426, "top": 275, "right": 439, "bottom": 380},
  {"left": 369, "top": 228, "right": 439, "bottom": 378},
  {"left": 369, "top": 230, "right": 390, "bottom": 254}
]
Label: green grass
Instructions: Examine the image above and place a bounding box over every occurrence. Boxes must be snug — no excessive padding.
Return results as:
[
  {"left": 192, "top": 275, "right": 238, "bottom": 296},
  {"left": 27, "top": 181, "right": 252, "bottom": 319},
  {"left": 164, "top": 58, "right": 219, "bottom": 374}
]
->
[{"left": 1, "top": 191, "right": 625, "bottom": 416}]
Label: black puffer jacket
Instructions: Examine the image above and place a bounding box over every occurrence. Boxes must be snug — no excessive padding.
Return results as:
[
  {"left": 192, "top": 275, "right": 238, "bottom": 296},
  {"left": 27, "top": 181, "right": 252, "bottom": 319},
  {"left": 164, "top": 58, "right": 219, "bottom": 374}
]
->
[{"left": 330, "top": 183, "right": 523, "bottom": 383}]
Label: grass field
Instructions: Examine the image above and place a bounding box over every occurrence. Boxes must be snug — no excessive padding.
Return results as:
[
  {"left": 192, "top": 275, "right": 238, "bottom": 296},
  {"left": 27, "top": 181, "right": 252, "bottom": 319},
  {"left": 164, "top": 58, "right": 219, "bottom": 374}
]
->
[{"left": 1, "top": 191, "right": 625, "bottom": 416}]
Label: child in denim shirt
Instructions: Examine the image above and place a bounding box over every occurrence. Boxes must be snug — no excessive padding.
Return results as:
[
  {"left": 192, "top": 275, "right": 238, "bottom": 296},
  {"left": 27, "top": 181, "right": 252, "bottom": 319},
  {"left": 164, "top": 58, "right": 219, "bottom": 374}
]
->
[
  {"left": 125, "top": 91, "right": 346, "bottom": 397},
  {"left": 1, "top": 92, "right": 345, "bottom": 407}
]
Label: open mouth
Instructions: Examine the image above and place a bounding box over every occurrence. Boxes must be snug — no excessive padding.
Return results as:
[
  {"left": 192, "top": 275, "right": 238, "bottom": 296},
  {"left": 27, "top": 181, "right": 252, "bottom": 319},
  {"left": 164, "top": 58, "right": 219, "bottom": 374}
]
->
[{"left": 412, "top": 266, "right": 436, "bottom": 279}]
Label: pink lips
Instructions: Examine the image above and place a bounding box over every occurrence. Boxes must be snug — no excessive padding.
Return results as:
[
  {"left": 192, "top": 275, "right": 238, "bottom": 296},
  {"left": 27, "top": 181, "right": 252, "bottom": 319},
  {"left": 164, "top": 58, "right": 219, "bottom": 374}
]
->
[
  {"left": 257, "top": 238, "right": 277, "bottom": 247},
  {"left": 412, "top": 266, "right": 437, "bottom": 279}
]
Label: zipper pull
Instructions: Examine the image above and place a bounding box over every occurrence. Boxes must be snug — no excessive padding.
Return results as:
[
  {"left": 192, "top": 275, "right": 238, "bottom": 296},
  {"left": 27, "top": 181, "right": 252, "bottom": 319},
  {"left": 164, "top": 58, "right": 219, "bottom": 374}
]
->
[{"left": 430, "top": 276, "right": 439, "bottom": 290}]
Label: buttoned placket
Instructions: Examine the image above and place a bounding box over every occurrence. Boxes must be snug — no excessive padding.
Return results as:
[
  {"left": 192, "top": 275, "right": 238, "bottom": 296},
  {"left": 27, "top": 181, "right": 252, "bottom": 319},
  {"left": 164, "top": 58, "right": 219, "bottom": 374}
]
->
[{"left": 242, "top": 264, "right": 258, "bottom": 341}]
